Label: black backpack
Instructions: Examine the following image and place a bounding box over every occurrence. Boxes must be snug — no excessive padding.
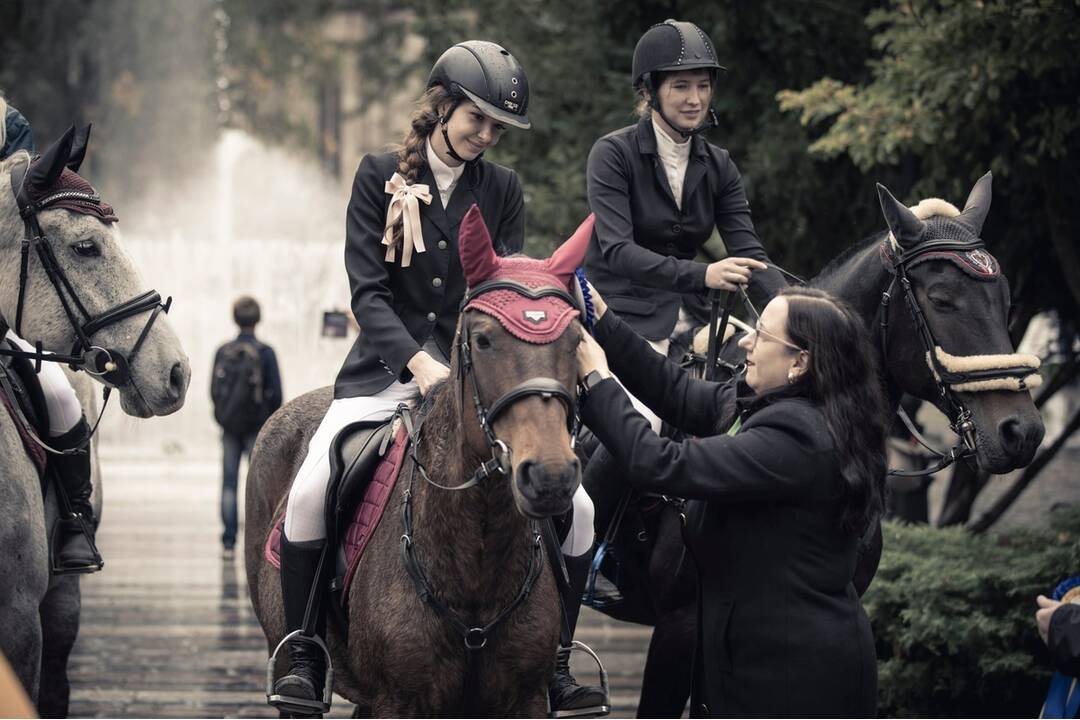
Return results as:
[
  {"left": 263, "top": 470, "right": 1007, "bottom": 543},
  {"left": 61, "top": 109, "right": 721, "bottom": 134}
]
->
[{"left": 211, "top": 340, "right": 265, "bottom": 435}]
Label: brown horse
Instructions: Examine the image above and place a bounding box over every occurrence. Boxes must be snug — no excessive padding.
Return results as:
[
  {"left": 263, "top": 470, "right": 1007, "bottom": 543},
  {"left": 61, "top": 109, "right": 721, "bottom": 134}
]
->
[{"left": 246, "top": 207, "right": 594, "bottom": 716}]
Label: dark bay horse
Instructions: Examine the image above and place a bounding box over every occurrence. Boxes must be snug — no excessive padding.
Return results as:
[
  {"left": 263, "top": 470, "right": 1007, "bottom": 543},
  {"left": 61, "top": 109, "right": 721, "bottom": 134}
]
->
[
  {"left": 585, "top": 173, "right": 1046, "bottom": 716},
  {"left": 247, "top": 207, "right": 594, "bottom": 716}
]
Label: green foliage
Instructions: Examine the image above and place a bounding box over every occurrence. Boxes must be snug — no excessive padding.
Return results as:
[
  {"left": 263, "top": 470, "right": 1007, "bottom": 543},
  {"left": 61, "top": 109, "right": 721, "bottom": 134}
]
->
[
  {"left": 777, "top": 0, "right": 1080, "bottom": 320},
  {"left": 865, "top": 508, "right": 1080, "bottom": 716}
]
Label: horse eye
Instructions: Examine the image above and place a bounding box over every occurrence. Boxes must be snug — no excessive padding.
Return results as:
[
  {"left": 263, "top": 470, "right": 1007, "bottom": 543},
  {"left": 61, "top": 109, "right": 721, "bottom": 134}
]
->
[
  {"left": 927, "top": 295, "right": 954, "bottom": 311},
  {"left": 71, "top": 240, "right": 101, "bottom": 258},
  {"left": 474, "top": 334, "right": 493, "bottom": 351}
]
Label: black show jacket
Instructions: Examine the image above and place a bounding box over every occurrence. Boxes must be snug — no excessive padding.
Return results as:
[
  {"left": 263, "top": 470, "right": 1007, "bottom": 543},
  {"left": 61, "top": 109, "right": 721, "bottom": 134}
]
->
[
  {"left": 581, "top": 311, "right": 877, "bottom": 718},
  {"left": 334, "top": 151, "right": 524, "bottom": 398},
  {"left": 584, "top": 116, "right": 785, "bottom": 341}
]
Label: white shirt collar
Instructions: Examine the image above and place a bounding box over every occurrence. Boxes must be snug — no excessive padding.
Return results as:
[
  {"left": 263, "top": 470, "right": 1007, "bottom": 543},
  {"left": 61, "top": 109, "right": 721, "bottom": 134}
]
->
[
  {"left": 426, "top": 138, "right": 465, "bottom": 198},
  {"left": 653, "top": 119, "right": 692, "bottom": 159}
]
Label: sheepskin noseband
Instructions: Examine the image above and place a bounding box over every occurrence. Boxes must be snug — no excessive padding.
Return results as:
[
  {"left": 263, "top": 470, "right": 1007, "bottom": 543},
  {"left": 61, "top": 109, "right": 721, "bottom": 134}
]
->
[{"left": 927, "top": 347, "right": 1042, "bottom": 393}]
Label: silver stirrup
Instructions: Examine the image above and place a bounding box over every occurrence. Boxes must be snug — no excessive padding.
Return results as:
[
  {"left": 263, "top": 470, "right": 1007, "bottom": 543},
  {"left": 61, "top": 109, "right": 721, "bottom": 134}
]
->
[
  {"left": 548, "top": 640, "right": 611, "bottom": 719},
  {"left": 266, "top": 629, "right": 335, "bottom": 715}
]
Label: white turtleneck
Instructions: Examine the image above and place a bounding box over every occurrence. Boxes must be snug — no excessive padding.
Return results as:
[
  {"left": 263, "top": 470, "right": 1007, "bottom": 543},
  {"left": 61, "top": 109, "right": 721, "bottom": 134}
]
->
[
  {"left": 653, "top": 119, "right": 692, "bottom": 210},
  {"left": 426, "top": 138, "right": 465, "bottom": 208}
]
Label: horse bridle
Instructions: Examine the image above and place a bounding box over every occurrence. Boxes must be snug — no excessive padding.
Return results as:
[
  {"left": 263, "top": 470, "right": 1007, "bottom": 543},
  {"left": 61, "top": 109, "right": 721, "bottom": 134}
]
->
[
  {"left": 3, "top": 159, "right": 172, "bottom": 390},
  {"left": 442, "top": 277, "right": 583, "bottom": 490},
  {"left": 877, "top": 236, "right": 1035, "bottom": 475}
]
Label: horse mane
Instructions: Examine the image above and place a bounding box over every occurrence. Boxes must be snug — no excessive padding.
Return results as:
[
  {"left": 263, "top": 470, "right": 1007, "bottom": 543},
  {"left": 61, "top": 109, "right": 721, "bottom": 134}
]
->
[{"left": 812, "top": 231, "right": 888, "bottom": 284}]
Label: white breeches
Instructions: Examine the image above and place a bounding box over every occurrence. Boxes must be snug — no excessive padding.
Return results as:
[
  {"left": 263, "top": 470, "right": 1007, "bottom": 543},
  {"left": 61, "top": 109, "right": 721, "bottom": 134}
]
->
[
  {"left": 285, "top": 380, "right": 420, "bottom": 542},
  {"left": 3, "top": 330, "right": 84, "bottom": 435},
  {"left": 563, "top": 484, "right": 594, "bottom": 557}
]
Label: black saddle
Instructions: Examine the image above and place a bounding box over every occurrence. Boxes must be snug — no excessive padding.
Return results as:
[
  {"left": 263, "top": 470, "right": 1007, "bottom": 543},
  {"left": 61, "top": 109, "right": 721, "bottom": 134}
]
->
[{"left": 323, "top": 419, "right": 396, "bottom": 592}]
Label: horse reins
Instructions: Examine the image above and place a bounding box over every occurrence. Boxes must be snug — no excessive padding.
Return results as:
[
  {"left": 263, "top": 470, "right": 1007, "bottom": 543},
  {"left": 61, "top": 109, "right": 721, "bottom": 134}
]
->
[
  {"left": 395, "top": 278, "right": 584, "bottom": 714},
  {"left": 0, "top": 159, "right": 173, "bottom": 452}
]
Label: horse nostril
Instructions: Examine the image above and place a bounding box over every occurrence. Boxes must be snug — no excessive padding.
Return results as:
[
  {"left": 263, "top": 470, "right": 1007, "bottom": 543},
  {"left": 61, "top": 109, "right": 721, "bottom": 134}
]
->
[
  {"left": 562, "top": 458, "right": 581, "bottom": 484},
  {"left": 516, "top": 459, "right": 537, "bottom": 489},
  {"left": 168, "top": 362, "right": 187, "bottom": 401},
  {"left": 998, "top": 417, "right": 1024, "bottom": 456}
]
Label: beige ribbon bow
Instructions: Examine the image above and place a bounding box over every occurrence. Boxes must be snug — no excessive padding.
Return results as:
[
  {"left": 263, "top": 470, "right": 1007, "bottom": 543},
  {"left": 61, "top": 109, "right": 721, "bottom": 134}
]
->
[{"left": 382, "top": 172, "right": 433, "bottom": 267}]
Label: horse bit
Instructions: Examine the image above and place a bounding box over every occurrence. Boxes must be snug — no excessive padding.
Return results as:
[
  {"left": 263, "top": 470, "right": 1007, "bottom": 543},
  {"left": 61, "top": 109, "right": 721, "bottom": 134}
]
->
[{"left": 0, "top": 158, "right": 172, "bottom": 453}]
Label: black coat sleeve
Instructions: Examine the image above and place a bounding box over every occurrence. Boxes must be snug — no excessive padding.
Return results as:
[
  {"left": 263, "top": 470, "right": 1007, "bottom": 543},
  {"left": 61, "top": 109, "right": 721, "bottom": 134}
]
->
[
  {"left": 592, "top": 310, "right": 735, "bottom": 437},
  {"left": 581, "top": 380, "right": 823, "bottom": 502},
  {"left": 711, "top": 152, "right": 786, "bottom": 305},
  {"left": 587, "top": 138, "right": 708, "bottom": 292},
  {"left": 344, "top": 154, "right": 422, "bottom": 379},
  {"left": 495, "top": 170, "right": 525, "bottom": 255},
  {"left": 1049, "top": 604, "right": 1080, "bottom": 677}
]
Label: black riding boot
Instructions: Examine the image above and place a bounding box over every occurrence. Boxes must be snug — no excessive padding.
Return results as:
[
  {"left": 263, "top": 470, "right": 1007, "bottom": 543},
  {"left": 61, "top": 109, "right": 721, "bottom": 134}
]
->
[
  {"left": 272, "top": 535, "right": 330, "bottom": 716},
  {"left": 550, "top": 550, "right": 610, "bottom": 717},
  {"left": 50, "top": 419, "right": 103, "bottom": 574}
]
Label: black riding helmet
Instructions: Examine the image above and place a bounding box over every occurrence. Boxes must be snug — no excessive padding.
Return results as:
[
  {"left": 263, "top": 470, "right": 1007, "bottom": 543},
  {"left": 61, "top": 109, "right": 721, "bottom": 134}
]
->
[
  {"left": 631, "top": 20, "right": 724, "bottom": 138},
  {"left": 427, "top": 41, "right": 531, "bottom": 162}
]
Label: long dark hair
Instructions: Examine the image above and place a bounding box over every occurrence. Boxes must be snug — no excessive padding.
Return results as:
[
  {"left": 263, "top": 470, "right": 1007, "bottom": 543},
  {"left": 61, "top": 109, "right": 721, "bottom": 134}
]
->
[{"left": 781, "top": 287, "right": 888, "bottom": 535}]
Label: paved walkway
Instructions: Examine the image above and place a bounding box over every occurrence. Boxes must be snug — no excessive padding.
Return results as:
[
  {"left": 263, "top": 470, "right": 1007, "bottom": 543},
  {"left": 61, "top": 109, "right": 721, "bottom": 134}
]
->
[{"left": 67, "top": 455, "right": 655, "bottom": 718}]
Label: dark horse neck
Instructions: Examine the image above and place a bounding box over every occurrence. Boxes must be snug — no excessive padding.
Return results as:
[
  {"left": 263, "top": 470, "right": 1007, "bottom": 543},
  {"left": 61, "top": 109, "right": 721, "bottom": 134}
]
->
[
  {"left": 407, "top": 379, "right": 540, "bottom": 616},
  {"left": 812, "top": 232, "right": 903, "bottom": 407}
]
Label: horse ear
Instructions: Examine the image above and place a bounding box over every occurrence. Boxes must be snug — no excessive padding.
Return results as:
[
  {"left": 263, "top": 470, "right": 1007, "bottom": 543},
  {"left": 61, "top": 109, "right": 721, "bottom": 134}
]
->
[
  {"left": 27, "top": 126, "right": 77, "bottom": 192},
  {"left": 66, "top": 125, "right": 92, "bottom": 172},
  {"left": 546, "top": 214, "right": 595, "bottom": 284},
  {"left": 458, "top": 203, "right": 500, "bottom": 287},
  {"left": 876, "top": 183, "right": 925, "bottom": 249},
  {"left": 957, "top": 171, "right": 992, "bottom": 237}
]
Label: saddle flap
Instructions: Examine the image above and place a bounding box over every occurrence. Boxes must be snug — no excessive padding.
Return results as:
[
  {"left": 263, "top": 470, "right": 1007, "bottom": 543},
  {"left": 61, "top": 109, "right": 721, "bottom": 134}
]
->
[{"left": 326, "top": 420, "right": 396, "bottom": 542}]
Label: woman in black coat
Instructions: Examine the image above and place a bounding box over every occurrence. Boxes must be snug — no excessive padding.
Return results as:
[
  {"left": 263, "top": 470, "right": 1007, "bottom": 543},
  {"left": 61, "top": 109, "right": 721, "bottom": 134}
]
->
[
  {"left": 576, "top": 284, "right": 886, "bottom": 718},
  {"left": 584, "top": 20, "right": 786, "bottom": 352}
]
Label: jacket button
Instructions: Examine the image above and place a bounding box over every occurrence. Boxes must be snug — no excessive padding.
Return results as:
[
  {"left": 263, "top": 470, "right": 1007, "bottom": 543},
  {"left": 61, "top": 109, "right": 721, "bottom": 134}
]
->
[
  {"left": 426, "top": 312, "right": 437, "bottom": 322},
  {"left": 672, "top": 223, "right": 682, "bottom": 234},
  {"left": 432, "top": 277, "right": 443, "bottom": 288},
  {"left": 438, "top": 240, "right": 448, "bottom": 250}
]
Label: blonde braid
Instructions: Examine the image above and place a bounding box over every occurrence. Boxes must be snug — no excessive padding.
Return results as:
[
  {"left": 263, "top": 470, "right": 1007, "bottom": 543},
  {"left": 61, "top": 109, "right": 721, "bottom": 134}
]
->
[{"left": 390, "top": 85, "right": 450, "bottom": 250}]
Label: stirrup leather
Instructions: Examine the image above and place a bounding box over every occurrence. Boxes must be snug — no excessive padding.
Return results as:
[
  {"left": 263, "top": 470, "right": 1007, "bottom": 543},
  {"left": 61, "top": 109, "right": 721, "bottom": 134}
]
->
[
  {"left": 548, "top": 641, "right": 610, "bottom": 718},
  {"left": 266, "top": 630, "right": 335, "bottom": 715}
]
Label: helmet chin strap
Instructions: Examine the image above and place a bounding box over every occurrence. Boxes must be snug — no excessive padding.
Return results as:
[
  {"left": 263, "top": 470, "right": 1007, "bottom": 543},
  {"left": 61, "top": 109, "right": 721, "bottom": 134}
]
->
[{"left": 438, "top": 98, "right": 471, "bottom": 164}]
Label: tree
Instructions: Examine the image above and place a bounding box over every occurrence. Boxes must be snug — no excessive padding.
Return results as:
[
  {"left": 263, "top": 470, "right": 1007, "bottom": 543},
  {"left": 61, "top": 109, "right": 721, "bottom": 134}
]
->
[{"left": 778, "top": 0, "right": 1080, "bottom": 526}]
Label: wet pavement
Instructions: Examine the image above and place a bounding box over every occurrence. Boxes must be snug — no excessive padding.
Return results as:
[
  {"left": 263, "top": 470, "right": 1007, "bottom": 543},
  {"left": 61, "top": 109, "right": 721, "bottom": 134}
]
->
[{"left": 67, "top": 455, "right": 654, "bottom": 718}]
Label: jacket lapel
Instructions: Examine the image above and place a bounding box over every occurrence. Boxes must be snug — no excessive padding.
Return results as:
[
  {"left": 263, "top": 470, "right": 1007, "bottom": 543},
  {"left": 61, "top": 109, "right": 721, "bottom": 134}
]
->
[
  {"left": 419, "top": 164, "right": 452, "bottom": 238},
  {"left": 681, "top": 137, "right": 709, "bottom": 207},
  {"left": 444, "top": 163, "right": 480, "bottom": 235},
  {"left": 637, "top": 116, "right": 679, "bottom": 210}
]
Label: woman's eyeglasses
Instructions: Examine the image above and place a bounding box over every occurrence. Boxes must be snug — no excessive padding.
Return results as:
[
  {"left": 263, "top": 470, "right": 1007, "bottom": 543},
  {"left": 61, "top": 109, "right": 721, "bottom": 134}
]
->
[{"left": 747, "top": 321, "right": 806, "bottom": 353}]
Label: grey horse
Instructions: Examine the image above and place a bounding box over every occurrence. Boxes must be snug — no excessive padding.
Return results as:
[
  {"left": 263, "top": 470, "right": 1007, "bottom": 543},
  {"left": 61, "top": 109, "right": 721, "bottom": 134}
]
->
[{"left": 0, "top": 134, "right": 191, "bottom": 717}]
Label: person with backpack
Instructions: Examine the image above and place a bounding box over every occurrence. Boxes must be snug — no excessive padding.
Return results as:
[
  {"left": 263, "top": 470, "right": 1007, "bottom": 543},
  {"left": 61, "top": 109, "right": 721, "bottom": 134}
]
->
[{"left": 211, "top": 295, "right": 282, "bottom": 555}]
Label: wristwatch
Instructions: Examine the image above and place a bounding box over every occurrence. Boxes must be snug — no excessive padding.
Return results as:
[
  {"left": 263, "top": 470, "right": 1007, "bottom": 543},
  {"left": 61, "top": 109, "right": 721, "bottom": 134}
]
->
[{"left": 580, "top": 369, "right": 608, "bottom": 398}]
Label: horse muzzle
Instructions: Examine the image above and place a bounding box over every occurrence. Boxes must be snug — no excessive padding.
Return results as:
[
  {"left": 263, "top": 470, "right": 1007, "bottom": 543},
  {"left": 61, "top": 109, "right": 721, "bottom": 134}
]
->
[{"left": 512, "top": 457, "right": 580, "bottom": 519}]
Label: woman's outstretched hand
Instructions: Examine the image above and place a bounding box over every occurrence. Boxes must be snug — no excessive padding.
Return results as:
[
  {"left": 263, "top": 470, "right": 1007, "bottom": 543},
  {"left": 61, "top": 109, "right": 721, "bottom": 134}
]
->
[
  {"left": 577, "top": 327, "right": 613, "bottom": 382},
  {"left": 407, "top": 350, "right": 450, "bottom": 396},
  {"left": 705, "top": 256, "right": 768, "bottom": 292}
]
